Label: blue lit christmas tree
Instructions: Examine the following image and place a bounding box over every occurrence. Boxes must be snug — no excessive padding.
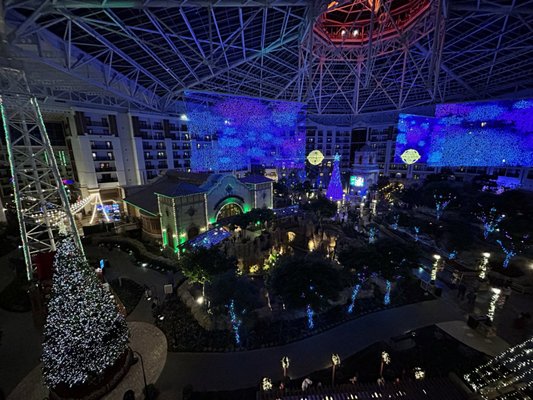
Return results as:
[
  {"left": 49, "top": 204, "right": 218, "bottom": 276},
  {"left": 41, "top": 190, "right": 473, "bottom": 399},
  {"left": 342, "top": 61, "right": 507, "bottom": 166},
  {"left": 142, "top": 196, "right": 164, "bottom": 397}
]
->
[{"left": 326, "top": 154, "right": 343, "bottom": 201}]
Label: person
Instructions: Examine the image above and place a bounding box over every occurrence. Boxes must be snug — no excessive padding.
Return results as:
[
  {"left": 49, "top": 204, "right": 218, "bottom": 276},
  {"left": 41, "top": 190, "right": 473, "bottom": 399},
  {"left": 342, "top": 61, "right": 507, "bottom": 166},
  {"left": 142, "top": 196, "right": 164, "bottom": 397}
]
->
[
  {"left": 503, "top": 285, "right": 512, "bottom": 301},
  {"left": 467, "top": 291, "right": 477, "bottom": 305},
  {"left": 302, "top": 377, "right": 313, "bottom": 391},
  {"left": 457, "top": 283, "right": 467, "bottom": 300}
]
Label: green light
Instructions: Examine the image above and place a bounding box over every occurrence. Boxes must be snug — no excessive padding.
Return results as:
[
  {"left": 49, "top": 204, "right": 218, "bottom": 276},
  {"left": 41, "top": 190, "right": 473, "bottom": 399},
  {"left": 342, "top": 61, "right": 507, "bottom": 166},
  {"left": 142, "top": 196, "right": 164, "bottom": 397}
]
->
[
  {"left": 209, "top": 217, "right": 216, "bottom": 224},
  {"left": 243, "top": 204, "right": 251, "bottom": 213},
  {"left": 162, "top": 230, "right": 168, "bottom": 247}
]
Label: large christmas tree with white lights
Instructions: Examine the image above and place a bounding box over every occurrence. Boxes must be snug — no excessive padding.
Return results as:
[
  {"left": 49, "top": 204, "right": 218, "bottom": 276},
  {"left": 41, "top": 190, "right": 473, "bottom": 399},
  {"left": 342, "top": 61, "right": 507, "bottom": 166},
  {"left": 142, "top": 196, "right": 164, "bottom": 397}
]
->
[
  {"left": 326, "top": 153, "right": 343, "bottom": 201},
  {"left": 42, "top": 236, "right": 129, "bottom": 390}
]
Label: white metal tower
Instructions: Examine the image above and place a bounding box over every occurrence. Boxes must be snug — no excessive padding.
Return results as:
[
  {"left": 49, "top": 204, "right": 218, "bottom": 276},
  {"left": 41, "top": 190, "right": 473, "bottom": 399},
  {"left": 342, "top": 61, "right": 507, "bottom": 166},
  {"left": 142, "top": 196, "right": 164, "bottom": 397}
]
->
[{"left": 0, "top": 67, "right": 83, "bottom": 280}]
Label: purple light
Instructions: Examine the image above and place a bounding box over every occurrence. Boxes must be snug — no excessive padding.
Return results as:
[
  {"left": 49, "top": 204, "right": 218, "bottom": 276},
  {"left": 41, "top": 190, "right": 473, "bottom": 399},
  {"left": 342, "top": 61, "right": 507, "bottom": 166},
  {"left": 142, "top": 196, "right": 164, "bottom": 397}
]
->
[
  {"left": 186, "top": 93, "right": 305, "bottom": 172},
  {"left": 395, "top": 99, "right": 533, "bottom": 167},
  {"left": 326, "top": 154, "right": 343, "bottom": 201}
]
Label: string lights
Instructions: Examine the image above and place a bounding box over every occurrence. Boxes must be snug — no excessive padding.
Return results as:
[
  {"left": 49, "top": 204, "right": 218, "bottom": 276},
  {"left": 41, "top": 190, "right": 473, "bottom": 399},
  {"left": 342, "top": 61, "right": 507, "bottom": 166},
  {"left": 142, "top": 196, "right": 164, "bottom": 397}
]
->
[
  {"left": 464, "top": 337, "right": 533, "bottom": 397},
  {"left": 306, "top": 304, "right": 315, "bottom": 330},
  {"left": 228, "top": 299, "right": 241, "bottom": 345},
  {"left": 478, "top": 207, "right": 505, "bottom": 239},
  {"left": 326, "top": 154, "right": 344, "bottom": 202},
  {"left": 383, "top": 280, "right": 391, "bottom": 305},
  {"left": 42, "top": 236, "right": 129, "bottom": 389}
]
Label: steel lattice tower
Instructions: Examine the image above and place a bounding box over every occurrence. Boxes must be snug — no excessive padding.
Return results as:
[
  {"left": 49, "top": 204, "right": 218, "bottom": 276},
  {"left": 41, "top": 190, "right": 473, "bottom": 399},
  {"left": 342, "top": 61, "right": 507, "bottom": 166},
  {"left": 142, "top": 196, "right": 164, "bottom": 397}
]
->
[{"left": 0, "top": 67, "right": 83, "bottom": 280}]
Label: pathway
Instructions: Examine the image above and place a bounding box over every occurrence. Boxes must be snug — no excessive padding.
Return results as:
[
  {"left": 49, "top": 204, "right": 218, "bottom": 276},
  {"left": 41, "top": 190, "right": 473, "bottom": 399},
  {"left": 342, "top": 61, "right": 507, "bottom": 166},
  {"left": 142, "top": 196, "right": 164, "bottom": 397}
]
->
[
  {"left": 0, "top": 250, "right": 42, "bottom": 398},
  {"left": 155, "top": 299, "right": 463, "bottom": 398},
  {"left": 7, "top": 322, "right": 167, "bottom": 400},
  {"left": 5, "top": 243, "right": 527, "bottom": 400}
]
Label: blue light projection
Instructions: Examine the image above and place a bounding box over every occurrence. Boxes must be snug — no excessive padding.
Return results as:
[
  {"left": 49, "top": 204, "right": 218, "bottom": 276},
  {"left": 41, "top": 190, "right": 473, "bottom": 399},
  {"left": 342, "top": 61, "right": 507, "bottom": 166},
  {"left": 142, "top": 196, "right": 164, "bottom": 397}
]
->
[
  {"left": 188, "top": 227, "right": 231, "bottom": 249},
  {"left": 395, "top": 99, "right": 533, "bottom": 167},
  {"left": 186, "top": 93, "right": 306, "bottom": 172}
]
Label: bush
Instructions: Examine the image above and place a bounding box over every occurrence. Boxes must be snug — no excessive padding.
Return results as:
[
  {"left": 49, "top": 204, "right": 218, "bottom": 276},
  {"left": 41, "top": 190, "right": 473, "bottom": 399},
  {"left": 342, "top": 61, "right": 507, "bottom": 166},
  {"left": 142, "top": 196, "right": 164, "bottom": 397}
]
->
[{"left": 109, "top": 278, "right": 144, "bottom": 314}]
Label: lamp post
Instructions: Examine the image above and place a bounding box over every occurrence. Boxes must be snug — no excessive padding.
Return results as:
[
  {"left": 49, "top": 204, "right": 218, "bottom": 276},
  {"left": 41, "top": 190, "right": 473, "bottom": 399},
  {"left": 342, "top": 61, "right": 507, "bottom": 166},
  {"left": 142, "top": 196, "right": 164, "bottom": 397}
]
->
[
  {"left": 131, "top": 349, "right": 149, "bottom": 400},
  {"left": 331, "top": 353, "right": 340, "bottom": 385},
  {"left": 414, "top": 367, "right": 425, "bottom": 380},
  {"left": 479, "top": 252, "right": 491, "bottom": 280},
  {"left": 431, "top": 254, "right": 441, "bottom": 283},
  {"left": 380, "top": 351, "right": 391, "bottom": 378},
  {"left": 281, "top": 356, "right": 290, "bottom": 378},
  {"left": 488, "top": 287, "right": 501, "bottom": 322}
]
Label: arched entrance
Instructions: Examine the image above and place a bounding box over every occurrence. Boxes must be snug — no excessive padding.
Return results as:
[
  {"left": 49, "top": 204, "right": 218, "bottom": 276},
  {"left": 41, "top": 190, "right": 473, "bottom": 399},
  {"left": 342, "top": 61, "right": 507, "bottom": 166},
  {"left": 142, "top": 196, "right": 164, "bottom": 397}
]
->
[{"left": 216, "top": 202, "right": 243, "bottom": 221}]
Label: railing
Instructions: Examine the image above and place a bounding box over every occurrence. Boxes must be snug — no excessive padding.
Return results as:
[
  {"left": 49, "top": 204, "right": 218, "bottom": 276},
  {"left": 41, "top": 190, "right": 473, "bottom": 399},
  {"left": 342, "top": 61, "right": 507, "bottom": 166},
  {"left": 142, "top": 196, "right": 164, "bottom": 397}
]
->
[{"left": 97, "top": 177, "right": 118, "bottom": 183}]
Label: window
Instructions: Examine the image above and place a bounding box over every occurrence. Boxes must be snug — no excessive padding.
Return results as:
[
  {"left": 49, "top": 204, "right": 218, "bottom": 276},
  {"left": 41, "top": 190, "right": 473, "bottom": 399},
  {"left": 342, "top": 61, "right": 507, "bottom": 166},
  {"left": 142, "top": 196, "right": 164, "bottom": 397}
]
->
[
  {"left": 92, "top": 152, "right": 96, "bottom": 159},
  {"left": 107, "top": 152, "right": 113, "bottom": 160}
]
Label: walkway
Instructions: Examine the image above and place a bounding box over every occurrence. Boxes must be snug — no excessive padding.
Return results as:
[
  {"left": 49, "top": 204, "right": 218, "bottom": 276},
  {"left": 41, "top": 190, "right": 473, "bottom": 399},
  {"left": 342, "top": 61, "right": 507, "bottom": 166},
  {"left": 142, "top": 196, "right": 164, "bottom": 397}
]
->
[
  {"left": 7, "top": 322, "right": 167, "bottom": 400},
  {"left": 4, "top": 244, "right": 526, "bottom": 400},
  {"left": 155, "top": 299, "right": 463, "bottom": 398},
  {"left": 84, "top": 245, "right": 178, "bottom": 323},
  {"left": 0, "top": 250, "right": 42, "bottom": 398}
]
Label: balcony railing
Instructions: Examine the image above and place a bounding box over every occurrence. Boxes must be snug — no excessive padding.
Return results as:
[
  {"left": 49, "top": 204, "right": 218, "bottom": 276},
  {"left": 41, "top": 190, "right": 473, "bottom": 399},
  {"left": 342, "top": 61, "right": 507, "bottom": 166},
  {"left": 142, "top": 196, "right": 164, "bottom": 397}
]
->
[{"left": 97, "top": 177, "right": 118, "bottom": 183}]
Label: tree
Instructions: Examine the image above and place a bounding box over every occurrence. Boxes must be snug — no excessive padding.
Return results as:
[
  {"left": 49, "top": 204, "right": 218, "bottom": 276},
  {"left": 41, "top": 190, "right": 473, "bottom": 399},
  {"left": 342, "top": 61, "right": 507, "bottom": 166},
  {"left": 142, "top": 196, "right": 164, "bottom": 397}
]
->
[
  {"left": 206, "top": 271, "right": 261, "bottom": 320},
  {"left": 178, "top": 246, "right": 236, "bottom": 291},
  {"left": 338, "top": 239, "right": 419, "bottom": 279},
  {"left": 231, "top": 208, "right": 274, "bottom": 230},
  {"left": 267, "top": 254, "right": 345, "bottom": 311},
  {"left": 42, "top": 237, "right": 129, "bottom": 390},
  {"left": 301, "top": 196, "right": 337, "bottom": 220},
  {"left": 326, "top": 154, "right": 343, "bottom": 201}
]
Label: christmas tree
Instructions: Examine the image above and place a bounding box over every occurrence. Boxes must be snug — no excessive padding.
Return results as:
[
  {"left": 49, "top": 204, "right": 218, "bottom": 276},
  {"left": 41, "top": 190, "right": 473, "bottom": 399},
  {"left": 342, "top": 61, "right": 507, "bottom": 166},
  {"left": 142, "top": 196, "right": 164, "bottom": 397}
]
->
[
  {"left": 42, "top": 236, "right": 129, "bottom": 389},
  {"left": 326, "top": 153, "right": 343, "bottom": 201}
]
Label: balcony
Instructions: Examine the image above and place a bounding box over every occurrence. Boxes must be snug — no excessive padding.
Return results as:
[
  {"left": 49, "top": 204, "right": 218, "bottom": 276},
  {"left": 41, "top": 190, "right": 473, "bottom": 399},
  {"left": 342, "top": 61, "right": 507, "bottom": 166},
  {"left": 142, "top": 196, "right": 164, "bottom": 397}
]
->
[
  {"left": 146, "top": 164, "right": 155, "bottom": 170},
  {"left": 93, "top": 156, "right": 114, "bottom": 161},
  {"left": 156, "top": 155, "right": 167, "bottom": 160},
  {"left": 97, "top": 176, "right": 118, "bottom": 184},
  {"left": 157, "top": 163, "right": 168, "bottom": 169},
  {"left": 85, "top": 120, "right": 109, "bottom": 127},
  {"left": 95, "top": 167, "right": 115, "bottom": 172},
  {"left": 144, "top": 155, "right": 154, "bottom": 160},
  {"left": 91, "top": 144, "right": 113, "bottom": 150},
  {"left": 142, "top": 144, "right": 153, "bottom": 150}
]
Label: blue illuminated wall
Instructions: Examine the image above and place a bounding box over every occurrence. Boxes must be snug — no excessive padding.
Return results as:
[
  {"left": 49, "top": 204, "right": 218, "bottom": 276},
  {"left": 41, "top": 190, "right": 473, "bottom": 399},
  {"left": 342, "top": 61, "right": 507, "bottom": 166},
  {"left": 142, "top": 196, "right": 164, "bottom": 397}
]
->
[
  {"left": 395, "top": 99, "right": 533, "bottom": 167},
  {"left": 186, "top": 93, "right": 306, "bottom": 172}
]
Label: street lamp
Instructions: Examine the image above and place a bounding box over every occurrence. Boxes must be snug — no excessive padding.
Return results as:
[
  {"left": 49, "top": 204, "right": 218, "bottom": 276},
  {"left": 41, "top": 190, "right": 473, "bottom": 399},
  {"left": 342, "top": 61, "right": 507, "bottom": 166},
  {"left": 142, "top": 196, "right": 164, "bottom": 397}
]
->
[
  {"left": 431, "top": 254, "right": 441, "bottom": 283},
  {"left": 488, "top": 287, "right": 501, "bottom": 322},
  {"left": 479, "top": 252, "right": 491, "bottom": 280},
  {"left": 414, "top": 367, "right": 425, "bottom": 380},
  {"left": 281, "top": 356, "right": 290, "bottom": 378},
  {"left": 331, "top": 353, "right": 341, "bottom": 385},
  {"left": 131, "top": 349, "right": 150, "bottom": 400},
  {"left": 262, "top": 377, "right": 273, "bottom": 391},
  {"left": 380, "top": 351, "right": 391, "bottom": 377}
]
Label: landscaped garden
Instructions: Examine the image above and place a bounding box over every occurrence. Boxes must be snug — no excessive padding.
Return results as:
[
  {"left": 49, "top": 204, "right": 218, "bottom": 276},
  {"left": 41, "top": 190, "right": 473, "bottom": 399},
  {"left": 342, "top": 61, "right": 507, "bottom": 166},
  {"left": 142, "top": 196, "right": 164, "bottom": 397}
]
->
[{"left": 149, "top": 198, "right": 433, "bottom": 352}]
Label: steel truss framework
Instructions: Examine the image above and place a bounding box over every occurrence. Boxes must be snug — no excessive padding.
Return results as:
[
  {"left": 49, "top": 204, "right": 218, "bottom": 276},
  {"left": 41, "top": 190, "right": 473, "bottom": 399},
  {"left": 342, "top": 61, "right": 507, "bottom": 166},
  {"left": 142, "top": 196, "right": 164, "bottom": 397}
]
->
[
  {"left": 2, "top": 0, "right": 533, "bottom": 115},
  {"left": 0, "top": 68, "right": 83, "bottom": 279}
]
